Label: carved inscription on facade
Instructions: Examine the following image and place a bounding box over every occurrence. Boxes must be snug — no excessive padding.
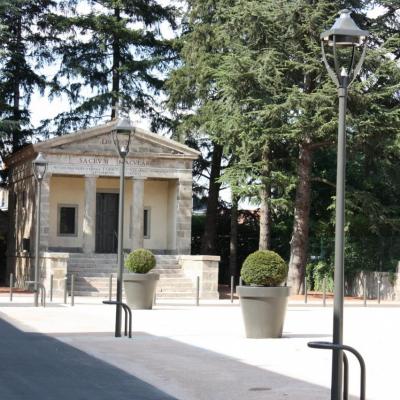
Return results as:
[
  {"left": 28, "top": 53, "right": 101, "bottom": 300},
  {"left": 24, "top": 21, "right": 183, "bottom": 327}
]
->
[{"left": 47, "top": 155, "right": 153, "bottom": 176}]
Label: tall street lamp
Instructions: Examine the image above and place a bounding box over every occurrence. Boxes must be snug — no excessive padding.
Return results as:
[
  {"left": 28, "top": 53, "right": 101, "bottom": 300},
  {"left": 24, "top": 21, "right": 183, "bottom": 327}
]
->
[
  {"left": 32, "top": 152, "right": 48, "bottom": 307},
  {"left": 320, "top": 9, "right": 368, "bottom": 400},
  {"left": 111, "top": 116, "right": 134, "bottom": 337}
]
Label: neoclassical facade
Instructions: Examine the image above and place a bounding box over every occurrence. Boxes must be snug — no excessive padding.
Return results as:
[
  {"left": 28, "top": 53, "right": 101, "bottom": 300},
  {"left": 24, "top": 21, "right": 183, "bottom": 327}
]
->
[{"left": 4, "top": 121, "right": 220, "bottom": 299}]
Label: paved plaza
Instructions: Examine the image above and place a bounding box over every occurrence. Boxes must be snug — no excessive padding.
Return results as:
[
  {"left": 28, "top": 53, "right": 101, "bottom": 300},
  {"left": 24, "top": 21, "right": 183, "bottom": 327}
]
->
[{"left": 0, "top": 295, "right": 398, "bottom": 400}]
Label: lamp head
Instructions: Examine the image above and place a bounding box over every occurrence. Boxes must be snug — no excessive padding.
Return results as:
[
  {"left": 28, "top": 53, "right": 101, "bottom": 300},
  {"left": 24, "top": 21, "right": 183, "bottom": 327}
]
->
[
  {"left": 320, "top": 9, "right": 369, "bottom": 87},
  {"left": 111, "top": 116, "right": 135, "bottom": 157},
  {"left": 32, "top": 152, "right": 48, "bottom": 181},
  {"left": 321, "top": 9, "right": 369, "bottom": 47}
]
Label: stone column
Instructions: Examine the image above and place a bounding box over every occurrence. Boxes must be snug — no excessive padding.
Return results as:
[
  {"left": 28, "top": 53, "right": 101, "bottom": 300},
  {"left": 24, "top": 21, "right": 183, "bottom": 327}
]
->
[
  {"left": 131, "top": 178, "right": 145, "bottom": 250},
  {"left": 39, "top": 173, "right": 51, "bottom": 251},
  {"left": 176, "top": 177, "right": 192, "bottom": 254},
  {"left": 83, "top": 175, "right": 97, "bottom": 253}
]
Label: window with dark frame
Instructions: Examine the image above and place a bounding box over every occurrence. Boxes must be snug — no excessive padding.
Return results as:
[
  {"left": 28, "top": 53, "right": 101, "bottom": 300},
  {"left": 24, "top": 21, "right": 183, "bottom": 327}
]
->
[
  {"left": 59, "top": 206, "right": 77, "bottom": 236},
  {"left": 129, "top": 207, "right": 150, "bottom": 239},
  {"left": 144, "top": 208, "right": 149, "bottom": 238}
]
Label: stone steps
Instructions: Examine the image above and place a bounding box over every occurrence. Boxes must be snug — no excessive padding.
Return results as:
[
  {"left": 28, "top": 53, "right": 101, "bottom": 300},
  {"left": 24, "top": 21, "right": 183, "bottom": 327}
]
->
[{"left": 65, "top": 253, "right": 196, "bottom": 299}]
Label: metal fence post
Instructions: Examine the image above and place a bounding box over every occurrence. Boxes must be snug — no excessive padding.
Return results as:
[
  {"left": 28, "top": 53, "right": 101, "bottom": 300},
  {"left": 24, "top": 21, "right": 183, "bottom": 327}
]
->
[
  {"left": 230, "top": 275, "right": 234, "bottom": 303},
  {"left": 71, "top": 274, "right": 75, "bottom": 306},
  {"left": 64, "top": 274, "right": 68, "bottom": 304},
  {"left": 109, "top": 274, "right": 113, "bottom": 301},
  {"left": 304, "top": 276, "right": 308, "bottom": 304},
  {"left": 323, "top": 277, "right": 326, "bottom": 307},
  {"left": 9, "top": 273, "right": 13, "bottom": 302},
  {"left": 196, "top": 276, "right": 200, "bottom": 306},
  {"left": 363, "top": 275, "right": 367, "bottom": 307},
  {"left": 239, "top": 277, "right": 243, "bottom": 287},
  {"left": 50, "top": 274, "right": 53, "bottom": 302},
  {"left": 377, "top": 276, "right": 381, "bottom": 305}
]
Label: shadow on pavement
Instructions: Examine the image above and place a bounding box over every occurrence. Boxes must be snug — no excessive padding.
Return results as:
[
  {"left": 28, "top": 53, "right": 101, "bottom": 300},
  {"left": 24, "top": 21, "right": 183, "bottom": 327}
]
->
[{"left": 0, "top": 318, "right": 177, "bottom": 400}]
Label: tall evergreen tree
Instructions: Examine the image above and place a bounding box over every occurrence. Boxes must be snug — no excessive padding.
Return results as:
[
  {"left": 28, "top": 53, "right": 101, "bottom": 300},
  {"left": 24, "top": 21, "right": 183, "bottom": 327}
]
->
[
  {"left": 46, "top": 0, "right": 177, "bottom": 133},
  {"left": 167, "top": 0, "right": 234, "bottom": 255},
  {"left": 170, "top": 0, "right": 400, "bottom": 292},
  {"left": 0, "top": 0, "right": 56, "bottom": 158}
]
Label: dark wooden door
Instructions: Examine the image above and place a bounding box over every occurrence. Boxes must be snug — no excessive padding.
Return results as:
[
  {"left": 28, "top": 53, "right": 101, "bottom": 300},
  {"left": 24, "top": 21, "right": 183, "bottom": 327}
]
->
[{"left": 95, "top": 193, "right": 119, "bottom": 253}]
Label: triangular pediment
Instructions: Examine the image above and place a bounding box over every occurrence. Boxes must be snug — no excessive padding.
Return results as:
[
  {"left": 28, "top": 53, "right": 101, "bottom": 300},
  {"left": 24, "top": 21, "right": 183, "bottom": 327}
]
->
[{"left": 33, "top": 121, "right": 199, "bottom": 159}]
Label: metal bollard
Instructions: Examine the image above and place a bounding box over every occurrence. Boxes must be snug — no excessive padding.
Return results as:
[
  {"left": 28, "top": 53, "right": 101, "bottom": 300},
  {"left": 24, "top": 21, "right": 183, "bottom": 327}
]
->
[
  {"left": 40, "top": 285, "right": 46, "bottom": 307},
  {"left": 109, "top": 274, "right": 113, "bottom": 301},
  {"left": 377, "top": 277, "right": 381, "bottom": 304},
  {"left": 230, "top": 276, "right": 234, "bottom": 303},
  {"left": 50, "top": 274, "right": 53, "bottom": 302},
  {"left": 9, "top": 273, "right": 14, "bottom": 302},
  {"left": 71, "top": 274, "right": 75, "bottom": 306},
  {"left": 304, "top": 277, "right": 308, "bottom": 304},
  {"left": 196, "top": 276, "right": 200, "bottom": 306},
  {"left": 363, "top": 275, "right": 367, "bottom": 307},
  {"left": 239, "top": 277, "right": 243, "bottom": 287},
  {"left": 64, "top": 275, "right": 67, "bottom": 304},
  {"left": 323, "top": 277, "right": 326, "bottom": 307}
]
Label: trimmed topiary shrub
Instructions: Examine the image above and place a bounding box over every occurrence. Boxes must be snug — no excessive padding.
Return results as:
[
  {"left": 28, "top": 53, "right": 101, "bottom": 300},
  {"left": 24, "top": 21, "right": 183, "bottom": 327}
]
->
[
  {"left": 241, "top": 250, "right": 288, "bottom": 286},
  {"left": 125, "top": 249, "right": 156, "bottom": 273}
]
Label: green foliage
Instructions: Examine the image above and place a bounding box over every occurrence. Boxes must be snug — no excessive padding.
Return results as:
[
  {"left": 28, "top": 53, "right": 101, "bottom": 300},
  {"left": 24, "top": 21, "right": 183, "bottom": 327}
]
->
[
  {"left": 306, "top": 261, "right": 333, "bottom": 292},
  {"left": 241, "top": 250, "right": 288, "bottom": 286},
  {"left": 171, "top": 0, "right": 400, "bottom": 289},
  {"left": 45, "top": 0, "right": 177, "bottom": 134},
  {"left": 125, "top": 249, "right": 156, "bottom": 274},
  {"left": 0, "top": 0, "right": 57, "bottom": 157},
  {"left": 313, "top": 261, "right": 334, "bottom": 292}
]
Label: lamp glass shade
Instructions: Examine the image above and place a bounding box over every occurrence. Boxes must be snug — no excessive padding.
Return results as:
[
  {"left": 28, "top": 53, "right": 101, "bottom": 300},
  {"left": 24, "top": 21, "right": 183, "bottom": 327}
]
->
[
  {"left": 111, "top": 117, "right": 134, "bottom": 157},
  {"left": 32, "top": 152, "right": 48, "bottom": 181}
]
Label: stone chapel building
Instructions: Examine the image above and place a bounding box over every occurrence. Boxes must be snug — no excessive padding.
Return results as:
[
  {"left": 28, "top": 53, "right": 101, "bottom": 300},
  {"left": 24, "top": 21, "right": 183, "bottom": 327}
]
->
[{"left": 4, "top": 120, "right": 219, "bottom": 299}]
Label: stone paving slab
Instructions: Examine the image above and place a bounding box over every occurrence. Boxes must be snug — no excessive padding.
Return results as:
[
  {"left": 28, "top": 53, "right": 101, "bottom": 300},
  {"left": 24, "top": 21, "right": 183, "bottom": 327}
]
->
[{"left": 0, "top": 296, "right": 398, "bottom": 400}]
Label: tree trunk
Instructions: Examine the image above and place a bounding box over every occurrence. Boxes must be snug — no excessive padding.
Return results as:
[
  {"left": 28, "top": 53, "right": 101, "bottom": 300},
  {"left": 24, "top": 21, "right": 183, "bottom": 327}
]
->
[
  {"left": 111, "top": 7, "right": 121, "bottom": 120},
  {"left": 229, "top": 194, "right": 238, "bottom": 279},
  {"left": 288, "top": 142, "right": 313, "bottom": 294},
  {"left": 259, "top": 146, "right": 271, "bottom": 250},
  {"left": 201, "top": 142, "right": 223, "bottom": 254}
]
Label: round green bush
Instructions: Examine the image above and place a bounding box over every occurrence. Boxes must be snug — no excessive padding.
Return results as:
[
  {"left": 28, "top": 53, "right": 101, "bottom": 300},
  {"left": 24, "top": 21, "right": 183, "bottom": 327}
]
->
[
  {"left": 241, "top": 250, "right": 288, "bottom": 286},
  {"left": 125, "top": 249, "right": 156, "bottom": 273}
]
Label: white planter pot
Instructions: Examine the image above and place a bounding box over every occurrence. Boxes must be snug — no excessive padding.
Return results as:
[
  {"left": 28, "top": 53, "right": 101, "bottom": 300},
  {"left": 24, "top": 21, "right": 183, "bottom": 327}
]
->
[{"left": 123, "top": 272, "right": 159, "bottom": 310}]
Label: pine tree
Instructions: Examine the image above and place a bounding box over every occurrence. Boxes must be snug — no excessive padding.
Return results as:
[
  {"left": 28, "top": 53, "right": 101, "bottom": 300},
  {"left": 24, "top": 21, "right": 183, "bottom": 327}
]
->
[
  {"left": 167, "top": 0, "right": 235, "bottom": 255},
  {"left": 0, "top": 0, "right": 56, "bottom": 158},
  {"left": 46, "top": 0, "right": 177, "bottom": 134},
  {"left": 170, "top": 0, "right": 400, "bottom": 292}
]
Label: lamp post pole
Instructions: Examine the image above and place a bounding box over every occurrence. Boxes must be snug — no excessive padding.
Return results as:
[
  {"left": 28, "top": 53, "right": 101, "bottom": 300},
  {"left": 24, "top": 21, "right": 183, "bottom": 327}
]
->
[
  {"left": 319, "top": 10, "right": 369, "bottom": 400},
  {"left": 331, "top": 73, "right": 348, "bottom": 399},
  {"left": 115, "top": 154, "right": 126, "bottom": 337},
  {"left": 32, "top": 152, "right": 48, "bottom": 307},
  {"left": 34, "top": 178, "right": 42, "bottom": 307},
  {"left": 111, "top": 115, "right": 134, "bottom": 338}
]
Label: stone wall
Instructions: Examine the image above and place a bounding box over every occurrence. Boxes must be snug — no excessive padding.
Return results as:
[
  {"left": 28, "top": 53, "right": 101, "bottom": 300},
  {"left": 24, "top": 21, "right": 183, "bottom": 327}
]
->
[
  {"left": 346, "top": 270, "right": 400, "bottom": 301},
  {"left": 179, "top": 255, "right": 220, "bottom": 299},
  {"left": 41, "top": 252, "right": 69, "bottom": 297}
]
